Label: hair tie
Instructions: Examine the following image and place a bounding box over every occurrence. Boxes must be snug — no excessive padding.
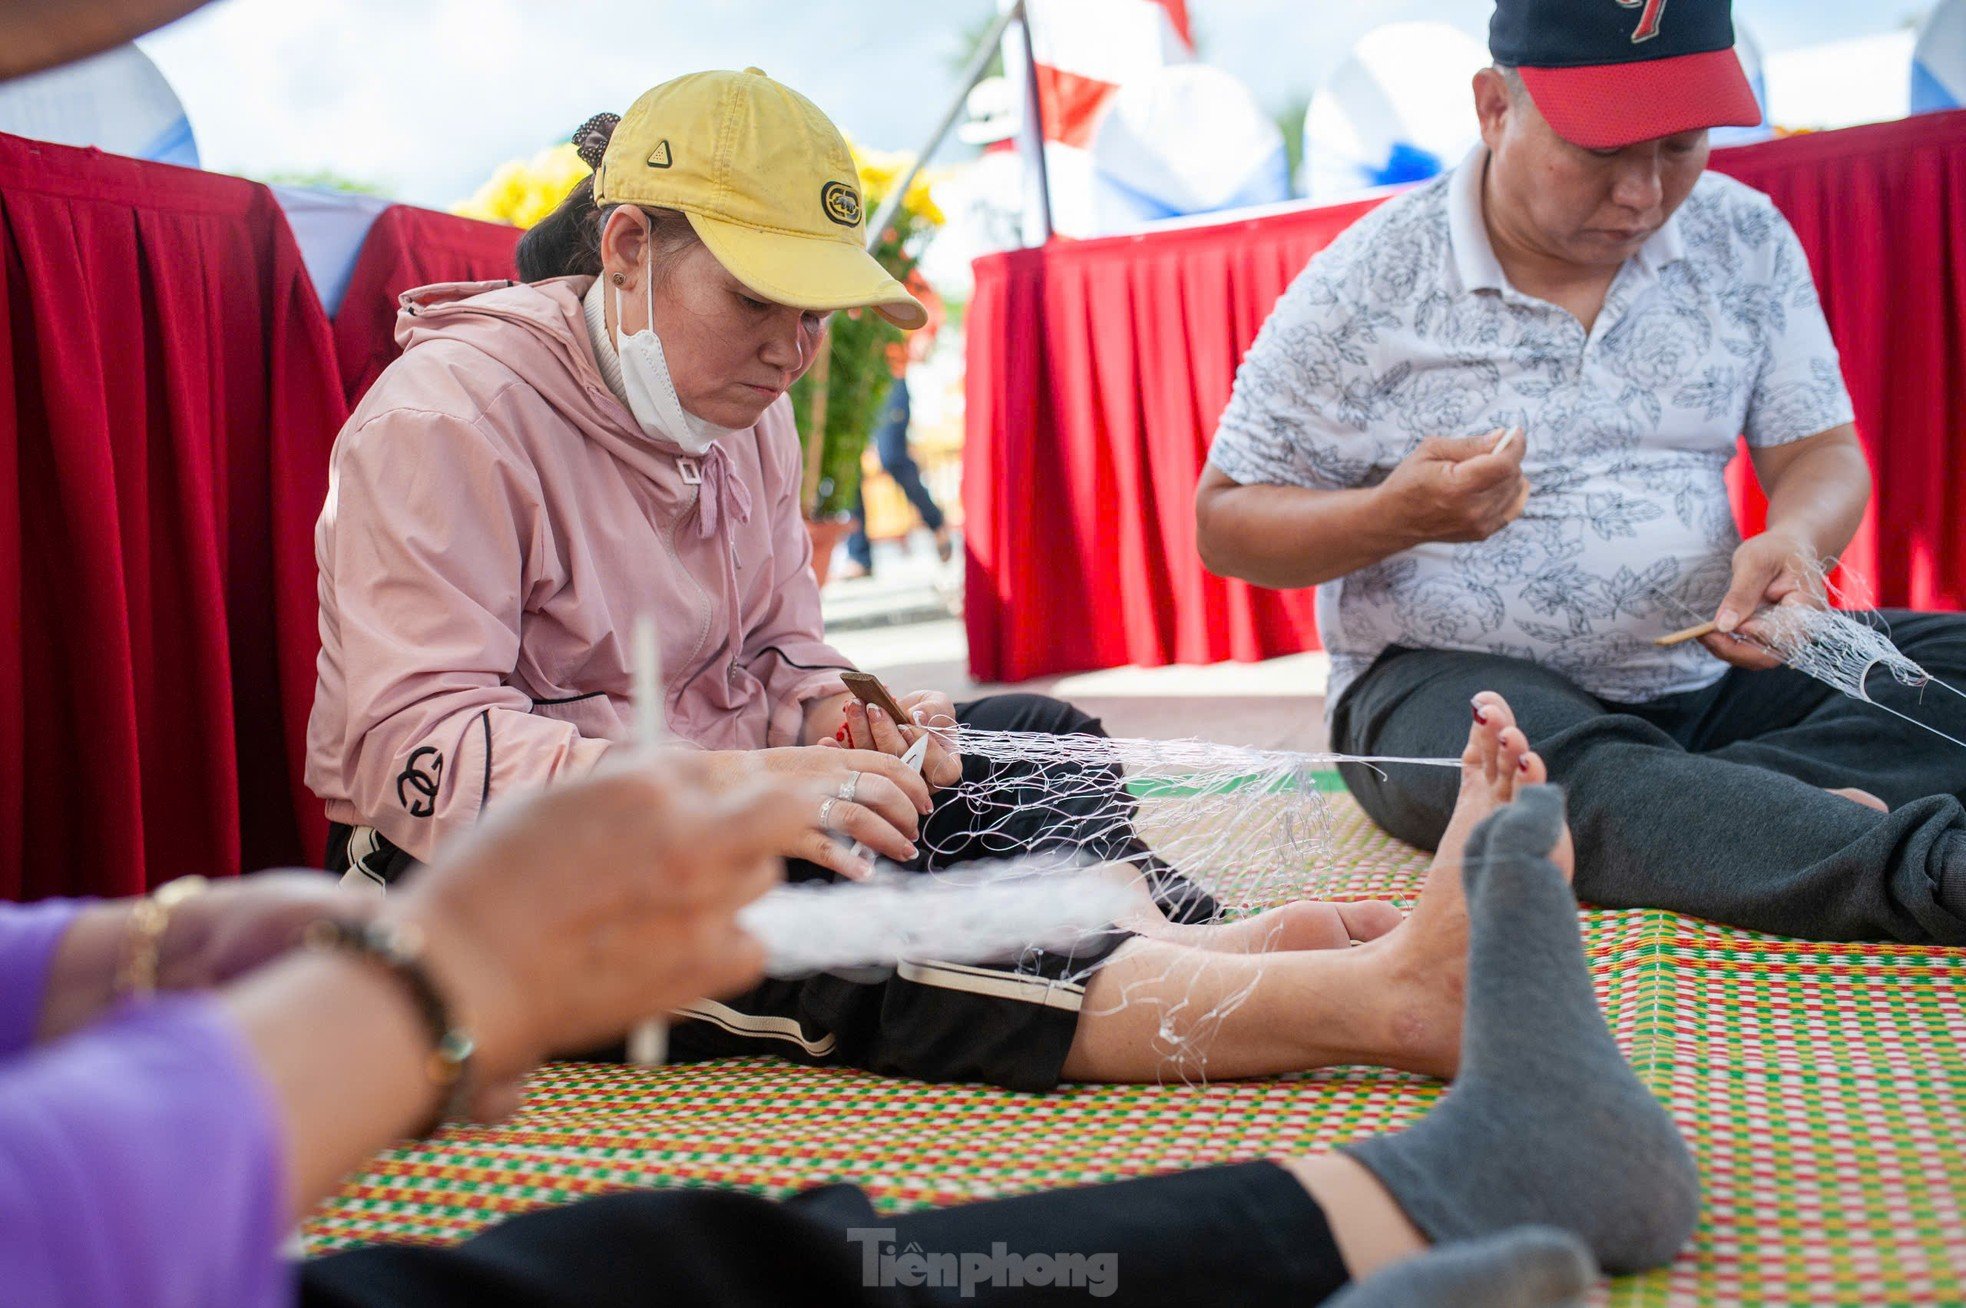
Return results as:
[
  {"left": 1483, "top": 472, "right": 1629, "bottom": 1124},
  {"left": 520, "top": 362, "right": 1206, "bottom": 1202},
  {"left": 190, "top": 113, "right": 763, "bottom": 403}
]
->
[{"left": 572, "top": 112, "right": 621, "bottom": 170}]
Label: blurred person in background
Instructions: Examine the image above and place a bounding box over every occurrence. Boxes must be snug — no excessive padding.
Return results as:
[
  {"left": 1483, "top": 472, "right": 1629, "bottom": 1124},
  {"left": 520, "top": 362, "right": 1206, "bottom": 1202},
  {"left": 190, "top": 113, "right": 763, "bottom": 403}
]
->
[{"left": 837, "top": 267, "right": 953, "bottom": 581}]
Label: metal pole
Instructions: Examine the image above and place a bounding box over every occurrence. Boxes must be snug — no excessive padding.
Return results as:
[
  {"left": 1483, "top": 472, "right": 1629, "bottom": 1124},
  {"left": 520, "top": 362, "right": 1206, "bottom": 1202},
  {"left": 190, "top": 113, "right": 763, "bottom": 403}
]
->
[
  {"left": 865, "top": 0, "right": 1027, "bottom": 249},
  {"left": 1011, "top": 1, "right": 1054, "bottom": 242}
]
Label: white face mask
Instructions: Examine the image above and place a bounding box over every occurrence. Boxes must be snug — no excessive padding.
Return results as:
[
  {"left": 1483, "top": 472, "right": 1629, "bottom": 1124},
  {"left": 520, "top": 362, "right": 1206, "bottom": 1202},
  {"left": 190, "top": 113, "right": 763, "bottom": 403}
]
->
[{"left": 613, "top": 241, "right": 738, "bottom": 456}]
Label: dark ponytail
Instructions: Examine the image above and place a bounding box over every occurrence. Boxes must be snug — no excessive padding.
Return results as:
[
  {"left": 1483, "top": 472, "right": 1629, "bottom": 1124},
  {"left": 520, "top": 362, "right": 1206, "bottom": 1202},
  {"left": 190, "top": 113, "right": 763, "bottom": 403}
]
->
[
  {"left": 516, "top": 174, "right": 605, "bottom": 281},
  {"left": 515, "top": 111, "right": 700, "bottom": 284}
]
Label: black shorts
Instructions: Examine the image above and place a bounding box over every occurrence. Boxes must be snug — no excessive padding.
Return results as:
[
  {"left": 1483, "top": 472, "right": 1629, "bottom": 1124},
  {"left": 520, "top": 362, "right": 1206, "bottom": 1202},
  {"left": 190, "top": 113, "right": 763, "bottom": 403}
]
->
[{"left": 666, "top": 693, "right": 1219, "bottom": 1092}]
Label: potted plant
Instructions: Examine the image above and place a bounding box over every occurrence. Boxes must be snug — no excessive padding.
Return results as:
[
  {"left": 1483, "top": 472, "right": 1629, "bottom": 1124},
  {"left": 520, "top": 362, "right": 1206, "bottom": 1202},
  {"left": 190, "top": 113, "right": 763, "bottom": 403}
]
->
[{"left": 791, "top": 144, "right": 944, "bottom": 586}]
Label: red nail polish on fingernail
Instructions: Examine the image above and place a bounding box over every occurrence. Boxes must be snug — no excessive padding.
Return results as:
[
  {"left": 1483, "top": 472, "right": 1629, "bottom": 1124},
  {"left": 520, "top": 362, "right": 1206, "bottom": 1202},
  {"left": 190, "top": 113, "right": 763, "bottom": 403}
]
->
[
  {"left": 1518, "top": 757, "right": 1532, "bottom": 773},
  {"left": 1472, "top": 705, "right": 1488, "bottom": 724}
]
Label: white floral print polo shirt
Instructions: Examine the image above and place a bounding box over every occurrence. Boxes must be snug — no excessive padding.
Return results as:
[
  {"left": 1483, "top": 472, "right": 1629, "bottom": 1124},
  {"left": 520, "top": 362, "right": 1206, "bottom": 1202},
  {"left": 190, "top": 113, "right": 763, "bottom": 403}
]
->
[{"left": 1209, "top": 147, "right": 1855, "bottom": 710}]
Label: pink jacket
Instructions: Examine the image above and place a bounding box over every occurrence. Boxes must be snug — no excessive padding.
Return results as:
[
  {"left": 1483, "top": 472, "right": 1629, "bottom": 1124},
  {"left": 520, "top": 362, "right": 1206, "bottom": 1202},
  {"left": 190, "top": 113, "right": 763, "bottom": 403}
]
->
[{"left": 306, "top": 277, "right": 849, "bottom": 862}]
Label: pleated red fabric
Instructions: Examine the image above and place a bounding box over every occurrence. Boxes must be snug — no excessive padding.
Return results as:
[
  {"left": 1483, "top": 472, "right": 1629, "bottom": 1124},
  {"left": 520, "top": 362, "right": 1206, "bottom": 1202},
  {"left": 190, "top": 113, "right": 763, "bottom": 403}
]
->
[
  {"left": 332, "top": 204, "right": 518, "bottom": 405},
  {"left": 964, "top": 111, "right": 1966, "bottom": 684},
  {"left": 0, "top": 133, "right": 345, "bottom": 898},
  {"left": 1710, "top": 116, "right": 1966, "bottom": 613},
  {"left": 965, "top": 197, "right": 1379, "bottom": 684}
]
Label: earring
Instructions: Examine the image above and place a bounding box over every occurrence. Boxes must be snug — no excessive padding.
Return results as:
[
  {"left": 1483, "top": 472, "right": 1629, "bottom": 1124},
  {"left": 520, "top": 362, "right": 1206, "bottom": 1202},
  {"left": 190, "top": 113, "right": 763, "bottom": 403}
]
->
[{"left": 610, "top": 272, "right": 626, "bottom": 286}]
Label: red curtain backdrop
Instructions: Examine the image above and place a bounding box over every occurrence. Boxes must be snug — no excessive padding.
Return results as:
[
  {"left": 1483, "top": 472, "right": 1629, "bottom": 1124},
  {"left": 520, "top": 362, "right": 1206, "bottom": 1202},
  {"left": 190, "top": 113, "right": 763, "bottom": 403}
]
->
[
  {"left": 0, "top": 133, "right": 346, "bottom": 899},
  {"left": 1708, "top": 118, "right": 1966, "bottom": 610},
  {"left": 332, "top": 204, "right": 518, "bottom": 405},
  {"left": 964, "top": 197, "right": 1379, "bottom": 684},
  {"left": 965, "top": 111, "right": 1966, "bottom": 684}
]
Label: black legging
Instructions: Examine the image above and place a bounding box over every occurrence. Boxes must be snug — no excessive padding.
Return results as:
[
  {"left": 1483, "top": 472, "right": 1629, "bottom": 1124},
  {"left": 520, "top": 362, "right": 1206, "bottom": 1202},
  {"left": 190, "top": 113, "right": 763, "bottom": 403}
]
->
[{"left": 300, "top": 1159, "right": 1348, "bottom": 1307}]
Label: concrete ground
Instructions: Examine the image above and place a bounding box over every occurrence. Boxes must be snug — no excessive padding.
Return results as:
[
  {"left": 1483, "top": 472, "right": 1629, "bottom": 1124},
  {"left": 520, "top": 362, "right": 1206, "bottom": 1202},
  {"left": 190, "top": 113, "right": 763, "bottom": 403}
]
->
[{"left": 823, "top": 531, "right": 1332, "bottom": 752}]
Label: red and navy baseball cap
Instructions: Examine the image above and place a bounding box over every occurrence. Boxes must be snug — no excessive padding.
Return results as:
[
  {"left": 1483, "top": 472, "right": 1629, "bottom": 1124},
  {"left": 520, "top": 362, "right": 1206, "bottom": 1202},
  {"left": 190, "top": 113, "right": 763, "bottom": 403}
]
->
[{"left": 1490, "top": 0, "right": 1762, "bottom": 149}]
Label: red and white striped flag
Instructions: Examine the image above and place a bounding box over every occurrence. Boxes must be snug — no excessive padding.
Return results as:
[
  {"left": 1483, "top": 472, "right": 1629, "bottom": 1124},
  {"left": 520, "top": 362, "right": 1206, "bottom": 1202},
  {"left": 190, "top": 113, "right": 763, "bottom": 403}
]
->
[
  {"left": 1011, "top": 0, "right": 1193, "bottom": 234},
  {"left": 1029, "top": 0, "right": 1192, "bottom": 148}
]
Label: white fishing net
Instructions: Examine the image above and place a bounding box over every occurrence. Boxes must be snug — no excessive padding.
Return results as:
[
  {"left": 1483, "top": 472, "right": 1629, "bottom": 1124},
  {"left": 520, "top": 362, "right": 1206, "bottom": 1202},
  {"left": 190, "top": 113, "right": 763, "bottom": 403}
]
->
[
  {"left": 747, "top": 726, "right": 1460, "bottom": 1082},
  {"left": 1658, "top": 562, "right": 1966, "bottom": 750},
  {"left": 1748, "top": 604, "right": 1928, "bottom": 701},
  {"left": 741, "top": 859, "right": 1136, "bottom": 978},
  {"left": 625, "top": 618, "right": 1472, "bottom": 1080}
]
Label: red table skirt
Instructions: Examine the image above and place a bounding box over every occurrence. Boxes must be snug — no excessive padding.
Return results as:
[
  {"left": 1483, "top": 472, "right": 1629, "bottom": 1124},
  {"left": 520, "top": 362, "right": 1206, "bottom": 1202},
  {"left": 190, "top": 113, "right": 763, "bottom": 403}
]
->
[
  {"left": 0, "top": 134, "right": 344, "bottom": 896},
  {"left": 1, "top": 136, "right": 520, "bottom": 899},
  {"left": 963, "top": 112, "right": 1966, "bottom": 684},
  {"left": 333, "top": 204, "right": 519, "bottom": 406}
]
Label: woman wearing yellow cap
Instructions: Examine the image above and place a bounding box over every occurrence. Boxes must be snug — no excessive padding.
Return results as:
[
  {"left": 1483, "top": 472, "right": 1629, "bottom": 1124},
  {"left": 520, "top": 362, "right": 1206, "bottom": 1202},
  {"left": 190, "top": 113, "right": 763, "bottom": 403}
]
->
[{"left": 304, "top": 70, "right": 1537, "bottom": 1096}]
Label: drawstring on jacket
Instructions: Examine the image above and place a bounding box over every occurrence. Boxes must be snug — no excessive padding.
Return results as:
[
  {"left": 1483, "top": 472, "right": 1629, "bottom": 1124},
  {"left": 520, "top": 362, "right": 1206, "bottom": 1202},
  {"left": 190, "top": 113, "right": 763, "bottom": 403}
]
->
[{"left": 695, "top": 443, "right": 754, "bottom": 689}]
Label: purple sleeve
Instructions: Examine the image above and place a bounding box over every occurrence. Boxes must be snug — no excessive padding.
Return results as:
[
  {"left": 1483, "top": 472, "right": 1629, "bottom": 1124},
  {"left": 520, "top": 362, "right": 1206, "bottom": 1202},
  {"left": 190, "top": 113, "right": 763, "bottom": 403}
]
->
[
  {"left": 0, "top": 900, "right": 86, "bottom": 1056},
  {"left": 0, "top": 995, "right": 293, "bottom": 1308}
]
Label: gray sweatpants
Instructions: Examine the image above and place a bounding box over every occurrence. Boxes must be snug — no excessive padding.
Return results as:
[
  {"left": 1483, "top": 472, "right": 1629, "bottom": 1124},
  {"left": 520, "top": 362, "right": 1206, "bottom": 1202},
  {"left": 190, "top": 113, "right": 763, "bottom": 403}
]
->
[{"left": 1330, "top": 610, "right": 1966, "bottom": 944}]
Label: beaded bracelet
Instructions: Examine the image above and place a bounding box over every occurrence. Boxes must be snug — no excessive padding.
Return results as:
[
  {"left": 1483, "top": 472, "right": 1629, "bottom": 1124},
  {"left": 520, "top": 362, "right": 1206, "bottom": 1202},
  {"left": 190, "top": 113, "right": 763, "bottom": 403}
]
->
[{"left": 304, "top": 917, "right": 478, "bottom": 1131}]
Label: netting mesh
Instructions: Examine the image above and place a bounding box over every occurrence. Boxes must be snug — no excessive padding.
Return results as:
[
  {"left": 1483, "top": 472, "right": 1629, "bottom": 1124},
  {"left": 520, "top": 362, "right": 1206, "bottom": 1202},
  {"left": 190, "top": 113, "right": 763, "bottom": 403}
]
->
[
  {"left": 741, "top": 727, "right": 1460, "bottom": 1081},
  {"left": 1659, "top": 563, "right": 1966, "bottom": 749},
  {"left": 741, "top": 859, "right": 1137, "bottom": 978},
  {"left": 1750, "top": 604, "right": 1929, "bottom": 702}
]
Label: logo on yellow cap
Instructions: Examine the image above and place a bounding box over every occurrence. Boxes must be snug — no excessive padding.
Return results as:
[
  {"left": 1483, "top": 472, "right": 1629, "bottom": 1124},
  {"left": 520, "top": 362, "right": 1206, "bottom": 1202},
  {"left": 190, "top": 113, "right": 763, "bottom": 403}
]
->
[
  {"left": 820, "top": 179, "right": 861, "bottom": 228},
  {"left": 647, "top": 139, "right": 673, "bottom": 169}
]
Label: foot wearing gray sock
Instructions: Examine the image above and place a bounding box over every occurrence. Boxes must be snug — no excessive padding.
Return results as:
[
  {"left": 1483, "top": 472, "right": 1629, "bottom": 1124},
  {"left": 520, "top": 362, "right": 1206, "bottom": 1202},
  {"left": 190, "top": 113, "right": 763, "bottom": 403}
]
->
[
  {"left": 1325, "top": 1226, "right": 1596, "bottom": 1308},
  {"left": 1341, "top": 785, "right": 1700, "bottom": 1273}
]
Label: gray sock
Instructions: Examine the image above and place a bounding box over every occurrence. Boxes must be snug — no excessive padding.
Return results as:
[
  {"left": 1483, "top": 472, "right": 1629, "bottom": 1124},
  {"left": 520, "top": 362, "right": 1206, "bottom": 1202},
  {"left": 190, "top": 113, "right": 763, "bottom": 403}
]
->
[
  {"left": 1325, "top": 1226, "right": 1596, "bottom": 1308},
  {"left": 1342, "top": 785, "right": 1700, "bottom": 1274}
]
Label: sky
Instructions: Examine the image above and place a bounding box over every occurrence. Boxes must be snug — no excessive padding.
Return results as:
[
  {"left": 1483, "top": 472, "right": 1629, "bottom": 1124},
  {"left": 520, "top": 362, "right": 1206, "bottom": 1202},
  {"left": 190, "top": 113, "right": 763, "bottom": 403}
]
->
[{"left": 139, "top": 0, "right": 1935, "bottom": 209}]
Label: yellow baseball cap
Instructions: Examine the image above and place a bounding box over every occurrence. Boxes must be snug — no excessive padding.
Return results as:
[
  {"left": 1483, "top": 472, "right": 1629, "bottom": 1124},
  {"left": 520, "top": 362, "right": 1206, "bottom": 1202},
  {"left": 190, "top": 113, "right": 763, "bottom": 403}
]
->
[{"left": 594, "top": 68, "right": 926, "bottom": 331}]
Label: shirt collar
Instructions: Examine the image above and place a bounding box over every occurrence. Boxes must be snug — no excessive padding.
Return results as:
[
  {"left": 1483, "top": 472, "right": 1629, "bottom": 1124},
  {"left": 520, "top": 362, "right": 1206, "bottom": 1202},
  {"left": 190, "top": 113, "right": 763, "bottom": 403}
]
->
[
  {"left": 1443, "top": 144, "right": 1688, "bottom": 293},
  {"left": 1445, "top": 146, "right": 1506, "bottom": 294}
]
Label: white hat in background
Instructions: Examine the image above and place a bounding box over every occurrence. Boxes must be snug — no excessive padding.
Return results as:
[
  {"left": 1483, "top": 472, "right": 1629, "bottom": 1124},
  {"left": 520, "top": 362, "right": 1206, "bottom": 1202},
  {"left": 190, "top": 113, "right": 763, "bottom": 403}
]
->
[
  {"left": 1914, "top": 0, "right": 1966, "bottom": 112},
  {"left": 0, "top": 42, "right": 197, "bottom": 165},
  {"left": 1090, "top": 64, "right": 1290, "bottom": 228},
  {"left": 959, "top": 75, "right": 1021, "bottom": 147},
  {"left": 1302, "top": 21, "right": 1487, "bottom": 205}
]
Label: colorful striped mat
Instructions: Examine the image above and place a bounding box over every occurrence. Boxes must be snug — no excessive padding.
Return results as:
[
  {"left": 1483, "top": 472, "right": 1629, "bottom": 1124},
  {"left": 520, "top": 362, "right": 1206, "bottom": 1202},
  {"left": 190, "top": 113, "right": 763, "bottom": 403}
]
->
[{"left": 303, "top": 785, "right": 1966, "bottom": 1305}]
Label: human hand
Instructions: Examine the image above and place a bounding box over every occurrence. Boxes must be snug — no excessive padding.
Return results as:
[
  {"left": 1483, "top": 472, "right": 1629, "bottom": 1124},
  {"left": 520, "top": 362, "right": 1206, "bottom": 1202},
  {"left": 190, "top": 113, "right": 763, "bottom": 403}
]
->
[
  {"left": 1700, "top": 530, "right": 1825, "bottom": 671},
  {"left": 1377, "top": 428, "right": 1529, "bottom": 545},
  {"left": 834, "top": 689, "right": 963, "bottom": 791},
  {"left": 698, "top": 744, "right": 932, "bottom": 880},
  {"left": 159, "top": 872, "right": 379, "bottom": 991},
  {"left": 388, "top": 752, "right": 803, "bottom": 1087}
]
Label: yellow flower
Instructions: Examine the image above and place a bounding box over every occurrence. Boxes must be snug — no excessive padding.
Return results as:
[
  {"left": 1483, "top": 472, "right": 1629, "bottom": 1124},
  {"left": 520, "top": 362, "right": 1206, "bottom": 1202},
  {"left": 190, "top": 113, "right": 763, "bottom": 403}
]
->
[
  {"left": 453, "top": 143, "right": 590, "bottom": 228},
  {"left": 902, "top": 172, "right": 946, "bottom": 228}
]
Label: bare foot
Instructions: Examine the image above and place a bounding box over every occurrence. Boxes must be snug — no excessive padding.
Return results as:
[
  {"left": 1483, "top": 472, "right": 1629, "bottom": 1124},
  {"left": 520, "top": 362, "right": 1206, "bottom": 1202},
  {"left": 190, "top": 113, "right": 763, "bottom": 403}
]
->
[
  {"left": 1430, "top": 693, "right": 1575, "bottom": 888},
  {"left": 1145, "top": 898, "right": 1405, "bottom": 954},
  {"left": 1357, "top": 691, "right": 1574, "bottom": 1078},
  {"left": 1105, "top": 862, "right": 1403, "bottom": 954},
  {"left": 1828, "top": 786, "right": 1888, "bottom": 813}
]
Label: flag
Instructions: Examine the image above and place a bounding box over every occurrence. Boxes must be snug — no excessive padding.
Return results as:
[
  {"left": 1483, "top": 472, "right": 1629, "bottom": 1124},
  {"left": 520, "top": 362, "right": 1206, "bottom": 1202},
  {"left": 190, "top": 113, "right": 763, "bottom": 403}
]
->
[{"left": 1011, "top": 0, "right": 1193, "bottom": 235}]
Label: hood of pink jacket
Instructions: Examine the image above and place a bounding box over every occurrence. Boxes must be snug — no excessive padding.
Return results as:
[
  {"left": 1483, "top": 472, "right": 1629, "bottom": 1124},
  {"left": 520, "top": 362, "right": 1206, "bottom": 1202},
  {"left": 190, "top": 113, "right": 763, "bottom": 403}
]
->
[
  {"left": 307, "top": 276, "right": 849, "bottom": 862},
  {"left": 394, "top": 276, "right": 672, "bottom": 474}
]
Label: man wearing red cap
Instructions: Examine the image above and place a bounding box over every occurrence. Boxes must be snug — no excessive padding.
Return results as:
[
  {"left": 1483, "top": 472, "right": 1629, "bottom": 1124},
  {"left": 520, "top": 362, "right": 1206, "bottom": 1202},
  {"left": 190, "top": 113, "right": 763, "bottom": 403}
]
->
[{"left": 1197, "top": 0, "right": 1966, "bottom": 944}]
